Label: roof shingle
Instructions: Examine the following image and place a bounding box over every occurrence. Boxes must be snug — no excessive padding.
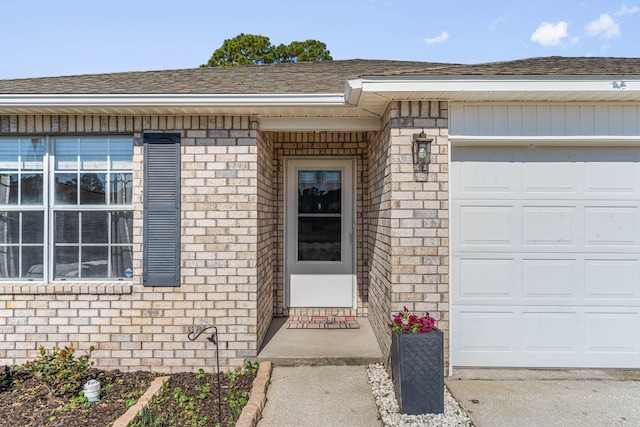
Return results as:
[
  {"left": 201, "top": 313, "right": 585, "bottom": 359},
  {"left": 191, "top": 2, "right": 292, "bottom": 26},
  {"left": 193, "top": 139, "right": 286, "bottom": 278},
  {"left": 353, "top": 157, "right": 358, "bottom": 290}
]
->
[{"left": 0, "top": 57, "right": 638, "bottom": 95}]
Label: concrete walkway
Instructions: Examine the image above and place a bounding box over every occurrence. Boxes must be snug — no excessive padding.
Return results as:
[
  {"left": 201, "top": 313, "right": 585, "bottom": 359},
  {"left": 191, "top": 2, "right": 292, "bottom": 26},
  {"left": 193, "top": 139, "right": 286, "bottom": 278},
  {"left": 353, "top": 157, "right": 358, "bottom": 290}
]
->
[
  {"left": 257, "top": 366, "right": 381, "bottom": 427},
  {"left": 448, "top": 369, "right": 640, "bottom": 427},
  {"left": 257, "top": 317, "right": 383, "bottom": 365}
]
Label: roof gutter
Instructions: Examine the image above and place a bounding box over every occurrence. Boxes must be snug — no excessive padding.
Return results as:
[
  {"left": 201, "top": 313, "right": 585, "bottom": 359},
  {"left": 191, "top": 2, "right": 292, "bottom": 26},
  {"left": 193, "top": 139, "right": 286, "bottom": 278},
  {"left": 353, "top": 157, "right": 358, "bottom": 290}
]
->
[
  {"left": 346, "top": 76, "right": 640, "bottom": 101},
  {"left": 0, "top": 93, "right": 347, "bottom": 108}
]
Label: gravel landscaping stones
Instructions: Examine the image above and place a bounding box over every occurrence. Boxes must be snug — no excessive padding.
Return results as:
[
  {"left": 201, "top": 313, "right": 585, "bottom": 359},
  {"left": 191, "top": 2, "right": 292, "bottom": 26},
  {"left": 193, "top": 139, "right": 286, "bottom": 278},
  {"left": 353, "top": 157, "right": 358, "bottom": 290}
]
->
[{"left": 367, "top": 363, "right": 474, "bottom": 427}]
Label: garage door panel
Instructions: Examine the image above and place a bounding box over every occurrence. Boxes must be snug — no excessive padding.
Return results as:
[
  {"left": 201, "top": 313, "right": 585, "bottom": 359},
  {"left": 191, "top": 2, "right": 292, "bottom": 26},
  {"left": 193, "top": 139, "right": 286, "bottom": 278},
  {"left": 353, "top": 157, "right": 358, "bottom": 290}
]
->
[
  {"left": 584, "top": 312, "right": 640, "bottom": 353},
  {"left": 522, "top": 160, "right": 578, "bottom": 193},
  {"left": 584, "top": 207, "right": 638, "bottom": 246},
  {"left": 458, "top": 158, "right": 515, "bottom": 193},
  {"left": 457, "top": 311, "right": 518, "bottom": 352},
  {"left": 458, "top": 258, "right": 515, "bottom": 300},
  {"left": 458, "top": 206, "right": 514, "bottom": 246},
  {"left": 454, "top": 253, "right": 640, "bottom": 307},
  {"left": 522, "top": 312, "right": 578, "bottom": 352},
  {"left": 453, "top": 306, "right": 640, "bottom": 367},
  {"left": 585, "top": 260, "right": 640, "bottom": 300},
  {"left": 522, "top": 206, "right": 576, "bottom": 245},
  {"left": 584, "top": 160, "right": 639, "bottom": 194},
  {"left": 452, "top": 146, "right": 640, "bottom": 368},
  {"left": 522, "top": 259, "right": 576, "bottom": 299}
]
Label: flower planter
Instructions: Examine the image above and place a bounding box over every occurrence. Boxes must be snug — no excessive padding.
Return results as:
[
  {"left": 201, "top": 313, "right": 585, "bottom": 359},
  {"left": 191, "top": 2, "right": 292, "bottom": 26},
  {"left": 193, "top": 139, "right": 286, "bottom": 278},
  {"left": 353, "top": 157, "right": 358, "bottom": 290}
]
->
[{"left": 391, "top": 329, "right": 444, "bottom": 415}]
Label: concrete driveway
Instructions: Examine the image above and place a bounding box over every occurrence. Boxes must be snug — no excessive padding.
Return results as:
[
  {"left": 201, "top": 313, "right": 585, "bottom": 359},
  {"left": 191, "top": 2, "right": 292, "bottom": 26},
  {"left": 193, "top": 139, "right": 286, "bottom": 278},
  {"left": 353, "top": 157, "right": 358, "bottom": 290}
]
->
[{"left": 447, "top": 369, "right": 640, "bottom": 427}]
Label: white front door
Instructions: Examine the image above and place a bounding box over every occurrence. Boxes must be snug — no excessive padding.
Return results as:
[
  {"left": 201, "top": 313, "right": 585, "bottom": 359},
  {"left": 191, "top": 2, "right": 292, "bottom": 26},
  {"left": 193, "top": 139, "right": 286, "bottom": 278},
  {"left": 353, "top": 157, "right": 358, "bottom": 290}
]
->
[{"left": 286, "top": 158, "right": 355, "bottom": 308}]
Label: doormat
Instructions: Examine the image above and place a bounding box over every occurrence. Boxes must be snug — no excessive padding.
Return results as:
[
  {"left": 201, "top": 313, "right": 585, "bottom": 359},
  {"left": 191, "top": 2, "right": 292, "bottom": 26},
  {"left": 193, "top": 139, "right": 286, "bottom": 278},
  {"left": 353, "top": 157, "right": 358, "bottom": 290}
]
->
[{"left": 287, "top": 316, "right": 359, "bottom": 329}]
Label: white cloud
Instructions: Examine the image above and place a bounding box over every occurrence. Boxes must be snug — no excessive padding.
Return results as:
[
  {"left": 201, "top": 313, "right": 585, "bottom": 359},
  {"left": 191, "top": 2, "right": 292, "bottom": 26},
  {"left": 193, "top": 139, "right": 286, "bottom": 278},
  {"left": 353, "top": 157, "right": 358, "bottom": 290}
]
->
[
  {"left": 424, "top": 31, "right": 449, "bottom": 44},
  {"left": 616, "top": 4, "right": 640, "bottom": 16},
  {"left": 531, "top": 21, "right": 571, "bottom": 46},
  {"left": 586, "top": 14, "right": 620, "bottom": 39}
]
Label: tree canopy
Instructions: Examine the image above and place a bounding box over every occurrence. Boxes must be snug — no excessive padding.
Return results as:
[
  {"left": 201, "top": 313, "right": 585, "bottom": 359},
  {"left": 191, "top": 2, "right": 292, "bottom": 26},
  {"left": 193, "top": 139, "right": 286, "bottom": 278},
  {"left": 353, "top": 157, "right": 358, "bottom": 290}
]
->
[{"left": 201, "top": 33, "right": 332, "bottom": 67}]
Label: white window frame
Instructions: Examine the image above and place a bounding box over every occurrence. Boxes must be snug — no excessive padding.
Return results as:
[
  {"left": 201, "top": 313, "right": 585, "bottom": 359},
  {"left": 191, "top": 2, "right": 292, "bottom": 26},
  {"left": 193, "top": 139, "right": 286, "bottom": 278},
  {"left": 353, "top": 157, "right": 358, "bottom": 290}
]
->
[{"left": 0, "top": 135, "right": 134, "bottom": 283}]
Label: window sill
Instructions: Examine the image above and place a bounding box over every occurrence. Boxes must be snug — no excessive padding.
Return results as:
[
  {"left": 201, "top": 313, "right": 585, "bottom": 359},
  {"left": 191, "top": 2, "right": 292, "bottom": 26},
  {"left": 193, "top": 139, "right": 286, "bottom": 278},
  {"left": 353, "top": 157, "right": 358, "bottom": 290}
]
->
[{"left": 0, "top": 282, "right": 133, "bottom": 295}]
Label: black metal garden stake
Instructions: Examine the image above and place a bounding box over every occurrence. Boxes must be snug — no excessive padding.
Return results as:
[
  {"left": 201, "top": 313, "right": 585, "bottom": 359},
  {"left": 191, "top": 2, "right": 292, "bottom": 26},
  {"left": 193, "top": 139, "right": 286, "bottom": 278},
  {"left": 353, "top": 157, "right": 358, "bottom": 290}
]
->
[{"left": 187, "top": 325, "right": 222, "bottom": 426}]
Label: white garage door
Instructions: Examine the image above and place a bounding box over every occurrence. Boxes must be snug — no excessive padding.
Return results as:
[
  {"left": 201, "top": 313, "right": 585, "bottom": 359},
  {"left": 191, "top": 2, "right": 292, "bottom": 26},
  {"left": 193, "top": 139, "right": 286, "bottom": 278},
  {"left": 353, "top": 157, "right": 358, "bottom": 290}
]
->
[{"left": 451, "top": 146, "right": 640, "bottom": 368}]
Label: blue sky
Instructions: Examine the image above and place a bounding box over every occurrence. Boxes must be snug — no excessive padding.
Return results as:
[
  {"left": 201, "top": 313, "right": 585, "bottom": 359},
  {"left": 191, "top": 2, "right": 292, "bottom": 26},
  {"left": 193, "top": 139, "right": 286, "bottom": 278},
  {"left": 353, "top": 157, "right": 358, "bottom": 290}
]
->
[{"left": 1, "top": 0, "right": 639, "bottom": 79}]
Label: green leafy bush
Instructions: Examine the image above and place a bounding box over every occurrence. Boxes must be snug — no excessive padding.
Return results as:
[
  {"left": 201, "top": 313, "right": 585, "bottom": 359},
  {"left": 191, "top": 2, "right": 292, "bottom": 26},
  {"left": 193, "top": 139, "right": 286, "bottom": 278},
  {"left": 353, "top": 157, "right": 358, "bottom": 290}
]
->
[{"left": 25, "top": 343, "right": 94, "bottom": 396}]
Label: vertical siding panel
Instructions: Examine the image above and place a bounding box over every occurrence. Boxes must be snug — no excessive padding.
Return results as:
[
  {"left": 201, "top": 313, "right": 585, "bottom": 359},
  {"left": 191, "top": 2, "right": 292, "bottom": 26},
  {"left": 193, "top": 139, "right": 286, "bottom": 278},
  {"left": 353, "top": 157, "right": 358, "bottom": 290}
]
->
[
  {"left": 522, "top": 105, "right": 537, "bottom": 135},
  {"left": 609, "top": 105, "right": 623, "bottom": 134},
  {"left": 507, "top": 105, "right": 522, "bottom": 136},
  {"left": 449, "top": 104, "right": 462, "bottom": 136},
  {"left": 594, "top": 105, "right": 609, "bottom": 134},
  {"left": 622, "top": 105, "right": 638, "bottom": 136},
  {"left": 461, "top": 105, "right": 478, "bottom": 136},
  {"left": 493, "top": 105, "right": 508, "bottom": 135},
  {"left": 550, "top": 105, "right": 565, "bottom": 135},
  {"left": 579, "top": 105, "right": 595, "bottom": 135},
  {"left": 535, "top": 105, "right": 551, "bottom": 136},
  {"left": 564, "top": 105, "right": 580, "bottom": 135},
  {"left": 478, "top": 105, "right": 493, "bottom": 136}
]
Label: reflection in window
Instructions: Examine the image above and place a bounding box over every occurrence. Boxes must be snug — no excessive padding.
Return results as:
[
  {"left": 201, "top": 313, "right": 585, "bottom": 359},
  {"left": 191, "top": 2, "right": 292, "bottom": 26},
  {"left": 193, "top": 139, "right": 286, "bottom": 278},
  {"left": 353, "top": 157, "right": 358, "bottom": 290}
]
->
[
  {"left": 0, "top": 136, "right": 133, "bottom": 281},
  {"left": 297, "top": 170, "right": 342, "bottom": 262}
]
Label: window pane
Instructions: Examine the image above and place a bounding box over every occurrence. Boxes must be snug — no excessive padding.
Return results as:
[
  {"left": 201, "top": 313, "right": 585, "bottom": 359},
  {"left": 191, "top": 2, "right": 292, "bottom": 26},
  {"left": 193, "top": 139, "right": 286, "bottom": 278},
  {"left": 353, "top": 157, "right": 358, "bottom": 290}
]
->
[
  {"left": 111, "top": 246, "right": 133, "bottom": 278},
  {"left": 0, "top": 211, "right": 19, "bottom": 244},
  {"left": 110, "top": 173, "right": 132, "bottom": 205},
  {"left": 21, "top": 173, "right": 43, "bottom": 205},
  {"left": 80, "top": 138, "right": 108, "bottom": 170},
  {"left": 54, "top": 246, "right": 80, "bottom": 278},
  {"left": 21, "top": 138, "right": 44, "bottom": 170},
  {"left": 55, "top": 211, "right": 79, "bottom": 243},
  {"left": 23, "top": 246, "right": 44, "bottom": 278},
  {"left": 79, "top": 172, "right": 106, "bottom": 205},
  {"left": 22, "top": 211, "right": 44, "bottom": 244},
  {"left": 0, "top": 140, "right": 19, "bottom": 170},
  {"left": 111, "top": 211, "right": 133, "bottom": 243},
  {"left": 0, "top": 174, "right": 18, "bottom": 205},
  {"left": 0, "top": 245, "right": 20, "bottom": 278},
  {"left": 298, "top": 217, "right": 341, "bottom": 261},
  {"left": 298, "top": 170, "right": 341, "bottom": 214},
  {"left": 110, "top": 138, "right": 133, "bottom": 170},
  {"left": 55, "top": 138, "right": 78, "bottom": 170},
  {"left": 55, "top": 173, "right": 78, "bottom": 204},
  {"left": 82, "top": 211, "right": 108, "bottom": 243},
  {"left": 81, "top": 246, "right": 108, "bottom": 278}
]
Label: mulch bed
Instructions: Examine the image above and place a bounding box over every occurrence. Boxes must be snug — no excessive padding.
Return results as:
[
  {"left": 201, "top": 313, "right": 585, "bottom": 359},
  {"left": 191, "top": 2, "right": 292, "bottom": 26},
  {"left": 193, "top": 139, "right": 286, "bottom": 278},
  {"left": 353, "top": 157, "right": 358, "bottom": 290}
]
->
[{"left": 0, "top": 366, "right": 255, "bottom": 427}]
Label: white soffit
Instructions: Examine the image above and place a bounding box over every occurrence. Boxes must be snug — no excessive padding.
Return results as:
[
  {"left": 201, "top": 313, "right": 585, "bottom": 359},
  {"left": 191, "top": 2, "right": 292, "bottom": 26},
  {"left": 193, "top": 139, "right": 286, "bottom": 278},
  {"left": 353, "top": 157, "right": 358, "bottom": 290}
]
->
[{"left": 260, "top": 117, "right": 380, "bottom": 131}]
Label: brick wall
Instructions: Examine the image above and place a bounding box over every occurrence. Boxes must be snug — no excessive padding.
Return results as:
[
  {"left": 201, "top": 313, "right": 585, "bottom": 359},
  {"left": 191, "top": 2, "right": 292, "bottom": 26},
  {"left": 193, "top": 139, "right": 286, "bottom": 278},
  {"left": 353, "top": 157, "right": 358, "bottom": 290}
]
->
[
  {"left": 0, "top": 114, "right": 261, "bottom": 372},
  {"left": 256, "top": 132, "right": 276, "bottom": 346},
  {"left": 367, "top": 101, "right": 451, "bottom": 370}
]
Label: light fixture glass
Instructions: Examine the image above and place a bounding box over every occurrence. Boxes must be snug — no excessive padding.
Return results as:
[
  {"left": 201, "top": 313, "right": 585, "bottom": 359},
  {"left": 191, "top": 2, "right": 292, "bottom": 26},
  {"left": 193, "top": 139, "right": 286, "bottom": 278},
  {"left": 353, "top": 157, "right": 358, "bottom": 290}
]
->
[{"left": 412, "top": 132, "right": 433, "bottom": 174}]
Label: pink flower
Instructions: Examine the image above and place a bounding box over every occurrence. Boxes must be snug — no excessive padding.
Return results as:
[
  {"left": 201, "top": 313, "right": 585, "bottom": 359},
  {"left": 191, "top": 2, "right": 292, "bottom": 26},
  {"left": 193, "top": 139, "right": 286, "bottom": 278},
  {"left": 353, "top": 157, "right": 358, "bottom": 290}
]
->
[{"left": 389, "top": 308, "right": 437, "bottom": 334}]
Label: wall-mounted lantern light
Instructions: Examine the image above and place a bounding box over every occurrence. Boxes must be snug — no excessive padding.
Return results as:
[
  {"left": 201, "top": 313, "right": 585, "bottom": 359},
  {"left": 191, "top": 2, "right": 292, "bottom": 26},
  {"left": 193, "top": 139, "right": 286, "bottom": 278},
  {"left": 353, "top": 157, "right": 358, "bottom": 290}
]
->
[{"left": 412, "top": 132, "right": 433, "bottom": 173}]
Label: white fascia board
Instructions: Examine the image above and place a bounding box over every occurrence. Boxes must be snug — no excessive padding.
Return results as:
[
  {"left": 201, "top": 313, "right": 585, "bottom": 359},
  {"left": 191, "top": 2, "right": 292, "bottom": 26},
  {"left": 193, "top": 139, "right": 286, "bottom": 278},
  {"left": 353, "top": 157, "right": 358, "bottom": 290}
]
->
[
  {"left": 0, "top": 93, "right": 346, "bottom": 108},
  {"left": 351, "top": 76, "right": 640, "bottom": 95},
  {"left": 450, "top": 135, "right": 640, "bottom": 146},
  {"left": 261, "top": 117, "right": 380, "bottom": 131},
  {"left": 345, "top": 79, "right": 363, "bottom": 105}
]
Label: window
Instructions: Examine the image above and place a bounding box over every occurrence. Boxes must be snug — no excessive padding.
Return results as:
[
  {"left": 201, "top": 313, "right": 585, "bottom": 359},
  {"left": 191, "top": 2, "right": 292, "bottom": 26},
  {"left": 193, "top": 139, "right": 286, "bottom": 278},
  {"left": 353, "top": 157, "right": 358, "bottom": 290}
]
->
[{"left": 0, "top": 137, "right": 133, "bottom": 281}]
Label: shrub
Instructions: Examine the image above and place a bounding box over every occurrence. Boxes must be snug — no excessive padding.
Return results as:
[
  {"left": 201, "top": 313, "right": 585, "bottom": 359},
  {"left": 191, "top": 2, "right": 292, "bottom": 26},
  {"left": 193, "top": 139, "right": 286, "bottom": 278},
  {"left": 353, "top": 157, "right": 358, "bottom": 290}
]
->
[{"left": 25, "top": 343, "right": 94, "bottom": 396}]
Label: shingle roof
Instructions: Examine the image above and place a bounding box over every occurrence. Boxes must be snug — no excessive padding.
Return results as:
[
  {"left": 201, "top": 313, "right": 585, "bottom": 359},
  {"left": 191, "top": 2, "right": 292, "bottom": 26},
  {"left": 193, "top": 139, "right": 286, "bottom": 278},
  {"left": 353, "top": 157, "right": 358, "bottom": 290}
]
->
[{"left": 0, "top": 57, "right": 639, "bottom": 95}]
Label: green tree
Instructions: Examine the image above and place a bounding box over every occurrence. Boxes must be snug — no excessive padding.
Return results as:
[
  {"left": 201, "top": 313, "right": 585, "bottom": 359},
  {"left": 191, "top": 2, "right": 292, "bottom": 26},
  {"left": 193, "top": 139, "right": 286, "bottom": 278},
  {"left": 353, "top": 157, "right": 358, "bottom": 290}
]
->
[{"left": 202, "top": 33, "right": 332, "bottom": 67}]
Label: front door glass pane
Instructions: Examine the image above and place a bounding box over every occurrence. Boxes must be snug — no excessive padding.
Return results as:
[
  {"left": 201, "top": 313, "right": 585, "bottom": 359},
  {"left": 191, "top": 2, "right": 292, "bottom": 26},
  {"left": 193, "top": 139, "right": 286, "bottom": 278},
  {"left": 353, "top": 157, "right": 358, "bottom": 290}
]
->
[{"left": 298, "top": 170, "right": 342, "bottom": 261}]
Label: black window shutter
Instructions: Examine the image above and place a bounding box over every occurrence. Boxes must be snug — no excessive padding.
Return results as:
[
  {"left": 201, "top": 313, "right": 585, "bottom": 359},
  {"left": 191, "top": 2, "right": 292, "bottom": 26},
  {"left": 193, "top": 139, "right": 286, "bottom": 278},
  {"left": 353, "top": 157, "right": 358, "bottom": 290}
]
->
[{"left": 143, "top": 133, "right": 181, "bottom": 287}]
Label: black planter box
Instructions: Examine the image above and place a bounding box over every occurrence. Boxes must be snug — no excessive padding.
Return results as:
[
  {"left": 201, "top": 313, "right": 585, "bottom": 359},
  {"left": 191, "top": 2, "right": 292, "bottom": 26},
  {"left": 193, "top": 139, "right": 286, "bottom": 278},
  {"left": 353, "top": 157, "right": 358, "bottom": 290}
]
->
[{"left": 391, "top": 329, "right": 444, "bottom": 414}]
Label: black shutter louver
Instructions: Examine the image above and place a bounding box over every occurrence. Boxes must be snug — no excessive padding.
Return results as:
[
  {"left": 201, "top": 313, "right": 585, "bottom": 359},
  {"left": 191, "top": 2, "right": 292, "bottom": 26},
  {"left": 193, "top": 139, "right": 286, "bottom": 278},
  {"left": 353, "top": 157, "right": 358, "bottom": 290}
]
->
[{"left": 143, "top": 133, "right": 181, "bottom": 286}]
